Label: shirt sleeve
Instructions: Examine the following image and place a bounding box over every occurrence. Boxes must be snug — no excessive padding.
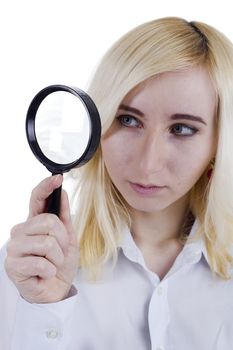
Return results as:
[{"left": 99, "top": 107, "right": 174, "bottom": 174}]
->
[
  {"left": 10, "top": 289, "right": 78, "bottom": 350},
  {"left": 0, "top": 243, "right": 78, "bottom": 350}
]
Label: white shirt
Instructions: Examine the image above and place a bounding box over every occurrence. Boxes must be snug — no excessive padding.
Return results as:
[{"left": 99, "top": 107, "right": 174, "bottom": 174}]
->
[{"left": 1, "top": 219, "right": 233, "bottom": 350}]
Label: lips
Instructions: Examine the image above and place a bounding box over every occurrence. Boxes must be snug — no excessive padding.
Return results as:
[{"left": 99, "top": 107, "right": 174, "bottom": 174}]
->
[
  {"left": 129, "top": 182, "right": 166, "bottom": 196},
  {"left": 134, "top": 183, "right": 165, "bottom": 188}
]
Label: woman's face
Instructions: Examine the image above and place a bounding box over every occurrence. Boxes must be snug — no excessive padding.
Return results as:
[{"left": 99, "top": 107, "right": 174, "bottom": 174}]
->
[{"left": 101, "top": 66, "right": 217, "bottom": 214}]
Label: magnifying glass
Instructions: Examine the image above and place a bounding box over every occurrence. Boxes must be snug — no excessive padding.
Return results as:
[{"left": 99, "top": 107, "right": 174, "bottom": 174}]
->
[{"left": 26, "top": 84, "right": 101, "bottom": 217}]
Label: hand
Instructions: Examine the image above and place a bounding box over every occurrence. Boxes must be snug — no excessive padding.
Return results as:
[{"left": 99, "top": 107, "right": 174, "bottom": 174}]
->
[{"left": 5, "top": 175, "right": 78, "bottom": 303}]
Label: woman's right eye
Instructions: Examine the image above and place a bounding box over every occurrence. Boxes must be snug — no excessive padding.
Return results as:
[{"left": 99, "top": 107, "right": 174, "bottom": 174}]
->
[{"left": 116, "top": 115, "right": 142, "bottom": 128}]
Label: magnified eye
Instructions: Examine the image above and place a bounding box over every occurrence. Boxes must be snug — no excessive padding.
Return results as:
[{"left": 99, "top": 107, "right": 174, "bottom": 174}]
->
[{"left": 117, "top": 115, "right": 141, "bottom": 128}]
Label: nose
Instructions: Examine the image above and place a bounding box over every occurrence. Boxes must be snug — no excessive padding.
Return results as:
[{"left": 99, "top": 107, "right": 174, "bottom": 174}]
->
[{"left": 138, "top": 132, "right": 168, "bottom": 175}]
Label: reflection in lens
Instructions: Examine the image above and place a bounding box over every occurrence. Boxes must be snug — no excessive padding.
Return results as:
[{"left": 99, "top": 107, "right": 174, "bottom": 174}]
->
[{"left": 35, "top": 91, "right": 91, "bottom": 164}]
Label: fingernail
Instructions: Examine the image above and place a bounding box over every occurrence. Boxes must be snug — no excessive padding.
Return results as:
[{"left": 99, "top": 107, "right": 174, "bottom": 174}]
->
[{"left": 53, "top": 174, "right": 62, "bottom": 184}]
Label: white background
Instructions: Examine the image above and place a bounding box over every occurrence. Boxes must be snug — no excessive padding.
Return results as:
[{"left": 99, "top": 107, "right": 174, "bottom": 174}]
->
[{"left": 0, "top": 0, "right": 232, "bottom": 248}]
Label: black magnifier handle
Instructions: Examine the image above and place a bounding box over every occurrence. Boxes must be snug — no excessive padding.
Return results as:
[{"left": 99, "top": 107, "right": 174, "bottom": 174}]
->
[{"left": 47, "top": 174, "right": 62, "bottom": 216}]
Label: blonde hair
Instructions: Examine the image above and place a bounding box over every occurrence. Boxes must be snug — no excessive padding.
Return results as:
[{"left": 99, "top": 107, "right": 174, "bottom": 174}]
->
[{"left": 71, "top": 17, "right": 233, "bottom": 279}]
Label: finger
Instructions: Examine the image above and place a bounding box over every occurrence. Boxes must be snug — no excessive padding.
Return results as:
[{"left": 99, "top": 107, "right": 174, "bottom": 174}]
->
[
  {"left": 28, "top": 175, "right": 63, "bottom": 218},
  {"left": 7, "top": 235, "right": 64, "bottom": 267},
  {"left": 10, "top": 214, "right": 69, "bottom": 255},
  {"left": 5, "top": 256, "right": 57, "bottom": 281},
  {"left": 60, "top": 190, "right": 77, "bottom": 246}
]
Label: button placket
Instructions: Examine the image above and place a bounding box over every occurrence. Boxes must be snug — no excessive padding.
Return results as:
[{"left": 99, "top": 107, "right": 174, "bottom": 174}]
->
[{"left": 148, "top": 280, "right": 170, "bottom": 350}]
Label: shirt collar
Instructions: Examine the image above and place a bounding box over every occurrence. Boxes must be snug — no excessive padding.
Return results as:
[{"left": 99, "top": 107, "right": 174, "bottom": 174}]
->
[
  {"left": 183, "top": 217, "right": 209, "bottom": 265},
  {"left": 120, "top": 217, "right": 210, "bottom": 272},
  {"left": 120, "top": 225, "right": 147, "bottom": 266}
]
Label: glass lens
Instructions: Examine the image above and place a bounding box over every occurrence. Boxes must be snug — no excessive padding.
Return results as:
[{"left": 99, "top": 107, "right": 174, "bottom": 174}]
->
[{"left": 35, "top": 91, "right": 91, "bottom": 164}]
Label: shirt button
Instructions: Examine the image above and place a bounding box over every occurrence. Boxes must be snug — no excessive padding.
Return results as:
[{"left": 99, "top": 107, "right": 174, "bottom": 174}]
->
[
  {"left": 157, "top": 286, "right": 163, "bottom": 295},
  {"left": 46, "top": 329, "right": 59, "bottom": 339}
]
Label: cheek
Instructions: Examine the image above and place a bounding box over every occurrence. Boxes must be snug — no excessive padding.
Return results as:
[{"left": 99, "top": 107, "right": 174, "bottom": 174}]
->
[
  {"left": 171, "top": 134, "right": 215, "bottom": 173},
  {"left": 101, "top": 136, "right": 127, "bottom": 174},
  {"left": 173, "top": 146, "right": 213, "bottom": 187},
  {"left": 101, "top": 129, "right": 137, "bottom": 169}
]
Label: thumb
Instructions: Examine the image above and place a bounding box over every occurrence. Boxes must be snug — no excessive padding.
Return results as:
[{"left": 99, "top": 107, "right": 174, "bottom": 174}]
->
[
  {"left": 60, "top": 189, "right": 77, "bottom": 246},
  {"left": 28, "top": 175, "right": 63, "bottom": 218}
]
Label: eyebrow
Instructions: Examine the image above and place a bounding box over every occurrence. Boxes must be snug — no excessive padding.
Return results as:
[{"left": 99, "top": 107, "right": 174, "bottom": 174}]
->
[
  {"left": 119, "top": 104, "right": 207, "bottom": 125},
  {"left": 119, "top": 104, "right": 145, "bottom": 117},
  {"left": 171, "top": 114, "right": 207, "bottom": 125}
]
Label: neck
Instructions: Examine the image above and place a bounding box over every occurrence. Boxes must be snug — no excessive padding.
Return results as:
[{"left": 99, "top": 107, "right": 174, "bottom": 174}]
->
[{"left": 129, "top": 194, "right": 191, "bottom": 249}]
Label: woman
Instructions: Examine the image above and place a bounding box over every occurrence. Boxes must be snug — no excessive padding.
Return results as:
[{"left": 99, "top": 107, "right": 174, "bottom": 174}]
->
[{"left": 1, "top": 17, "right": 233, "bottom": 349}]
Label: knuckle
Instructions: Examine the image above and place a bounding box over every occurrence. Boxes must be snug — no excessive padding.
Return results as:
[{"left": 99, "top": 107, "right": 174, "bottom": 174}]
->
[
  {"left": 32, "top": 234, "right": 53, "bottom": 252},
  {"left": 4, "top": 256, "right": 15, "bottom": 277},
  {"left": 43, "top": 213, "right": 58, "bottom": 231},
  {"left": 44, "top": 235, "right": 56, "bottom": 251},
  {"left": 6, "top": 239, "right": 15, "bottom": 256},
  {"left": 17, "top": 259, "right": 28, "bottom": 275},
  {"left": 35, "top": 258, "right": 47, "bottom": 273},
  {"left": 4, "top": 257, "right": 10, "bottom": 274},
  {"left": 10, "top": 223, "right": 21, "bottom": 238}
]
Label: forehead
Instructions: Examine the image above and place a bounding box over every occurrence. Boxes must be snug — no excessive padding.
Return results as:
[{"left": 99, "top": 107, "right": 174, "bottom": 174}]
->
[{"left": 122, "top": 66, "right": 217, "bottom": 120}]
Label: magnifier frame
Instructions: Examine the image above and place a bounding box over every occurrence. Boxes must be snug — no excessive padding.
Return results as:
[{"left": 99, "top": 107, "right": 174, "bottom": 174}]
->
[{"left": 26, "top": 84, "right": 101, "bottom": 174}]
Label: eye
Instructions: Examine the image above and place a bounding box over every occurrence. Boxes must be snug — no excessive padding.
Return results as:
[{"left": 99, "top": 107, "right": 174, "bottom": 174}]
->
[
  {"left": 116, "top": 115, "right": 142, "bottom": 128},
  {"left": 171, "top": 124, "right": 198, "bottom": 136}
]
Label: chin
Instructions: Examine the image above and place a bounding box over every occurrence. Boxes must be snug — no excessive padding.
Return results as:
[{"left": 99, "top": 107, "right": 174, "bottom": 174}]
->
[{"left": 125, "top": 199, "right": 171, "bottom": 214}]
